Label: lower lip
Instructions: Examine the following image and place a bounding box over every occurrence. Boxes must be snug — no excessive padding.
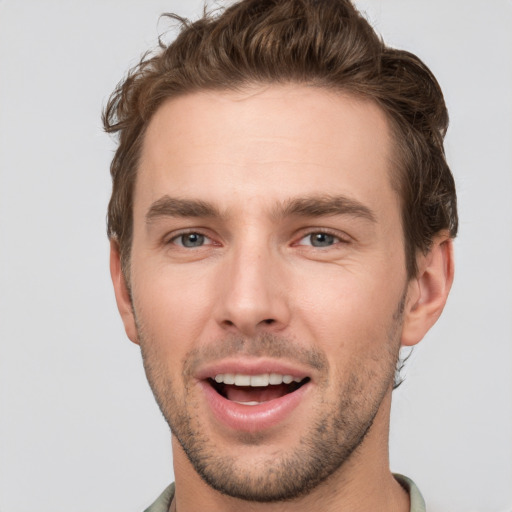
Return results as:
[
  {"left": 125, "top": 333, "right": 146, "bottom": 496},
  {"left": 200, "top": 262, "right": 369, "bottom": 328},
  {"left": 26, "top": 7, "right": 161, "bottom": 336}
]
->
[{"left": 199, "top": 380, "right": 310, "bottom": 432}]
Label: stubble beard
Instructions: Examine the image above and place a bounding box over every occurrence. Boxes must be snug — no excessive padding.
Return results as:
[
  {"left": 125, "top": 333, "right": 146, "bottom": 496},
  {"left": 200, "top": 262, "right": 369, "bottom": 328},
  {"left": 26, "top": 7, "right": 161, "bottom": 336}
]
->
[{"left": 136, "top": 298, "right": 404, "bottom": 503}]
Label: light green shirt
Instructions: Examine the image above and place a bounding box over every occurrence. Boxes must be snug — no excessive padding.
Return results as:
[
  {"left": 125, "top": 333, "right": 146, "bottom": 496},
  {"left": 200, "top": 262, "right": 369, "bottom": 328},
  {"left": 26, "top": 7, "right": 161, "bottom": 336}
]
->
[{"left": 143, "top": 474, "right": 426, "bottom": 512}]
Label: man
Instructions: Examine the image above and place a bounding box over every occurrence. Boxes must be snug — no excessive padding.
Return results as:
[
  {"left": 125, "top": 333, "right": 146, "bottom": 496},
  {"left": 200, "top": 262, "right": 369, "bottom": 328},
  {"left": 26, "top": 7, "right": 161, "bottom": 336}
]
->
[{"left": 104, "top": 0, "right": 457, "bottom": 510}]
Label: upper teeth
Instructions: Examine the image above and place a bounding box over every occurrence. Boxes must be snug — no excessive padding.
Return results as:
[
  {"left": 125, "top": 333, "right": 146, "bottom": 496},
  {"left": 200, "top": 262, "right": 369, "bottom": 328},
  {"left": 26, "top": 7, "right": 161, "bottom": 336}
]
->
[{"left": 214, "top": 373, "right": 303, "bottom": 386}]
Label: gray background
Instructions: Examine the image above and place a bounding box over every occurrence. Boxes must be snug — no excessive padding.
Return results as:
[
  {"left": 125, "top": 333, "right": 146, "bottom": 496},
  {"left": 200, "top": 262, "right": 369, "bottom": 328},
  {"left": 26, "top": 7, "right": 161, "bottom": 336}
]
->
[{"left": 0, "top": 1, "right": 511, "bottom": 511}]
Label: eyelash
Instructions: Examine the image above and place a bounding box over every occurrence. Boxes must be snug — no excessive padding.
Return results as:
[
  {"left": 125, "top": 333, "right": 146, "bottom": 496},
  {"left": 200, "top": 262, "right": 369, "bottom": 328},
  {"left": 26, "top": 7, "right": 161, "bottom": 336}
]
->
[
  {"left": 295, "top": 229, "right": 350, "bottom": 248},
  {"left": 164, "top": 228, "right": 350, "bottom": 249},
  {"left": 166, "top": 230, "right": 215, "bottom": 248}
]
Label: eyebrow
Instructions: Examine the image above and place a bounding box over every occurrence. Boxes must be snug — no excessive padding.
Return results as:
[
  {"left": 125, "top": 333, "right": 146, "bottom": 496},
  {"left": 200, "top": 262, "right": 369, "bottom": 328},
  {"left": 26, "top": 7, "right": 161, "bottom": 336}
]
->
[
  {"left": 145, "top": 194, "right": 376, "bottom": 224},
  {"left": 274, "top": 195, "right": 377, "bottom": 223},
  {"left": 145, "top": 196, "right": 223, "bottom": 224}
]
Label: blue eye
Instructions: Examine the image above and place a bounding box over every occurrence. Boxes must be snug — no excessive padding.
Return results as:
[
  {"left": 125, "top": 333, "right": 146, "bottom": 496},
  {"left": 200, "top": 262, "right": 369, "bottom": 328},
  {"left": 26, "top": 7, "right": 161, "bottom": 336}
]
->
[
  {"left": 309, "top": 233, "right": 336, "bottom": 247},
  {"left": 298, "top": 232, "right": 340, "bottom": 247},
  {"left": 174, "top": 233, "right": 206, "bottom": 247}
]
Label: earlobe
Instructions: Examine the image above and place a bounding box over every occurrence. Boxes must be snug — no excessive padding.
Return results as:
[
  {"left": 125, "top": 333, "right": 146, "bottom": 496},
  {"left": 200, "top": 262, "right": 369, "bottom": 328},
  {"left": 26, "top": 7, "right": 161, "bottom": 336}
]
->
[
  {"left": 401, "top": 235, "right": 454, "bottom": 347},
  {"left": 110, "top": 241, "right": 139, "bottom": 344}
]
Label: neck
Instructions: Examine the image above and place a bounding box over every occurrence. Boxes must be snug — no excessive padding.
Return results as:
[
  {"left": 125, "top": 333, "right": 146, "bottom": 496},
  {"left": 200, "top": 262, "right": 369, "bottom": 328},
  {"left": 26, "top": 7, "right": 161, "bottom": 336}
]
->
[{"left": 171, "top": 391, "right": 409, "bottom": 512}]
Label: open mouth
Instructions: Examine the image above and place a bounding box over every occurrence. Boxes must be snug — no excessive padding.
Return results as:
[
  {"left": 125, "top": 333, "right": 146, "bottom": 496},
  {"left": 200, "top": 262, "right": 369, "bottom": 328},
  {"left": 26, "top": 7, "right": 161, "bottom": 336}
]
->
[{"left": 208, "top": 373, "right": 310, "bottom": 406}]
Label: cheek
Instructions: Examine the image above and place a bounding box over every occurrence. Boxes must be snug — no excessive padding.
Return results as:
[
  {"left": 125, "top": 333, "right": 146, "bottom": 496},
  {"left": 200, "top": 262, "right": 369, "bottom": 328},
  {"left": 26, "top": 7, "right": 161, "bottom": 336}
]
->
[
  {"left": 294, "top": 265, "right": 403, "bottom": 353},
  {"left": 131, "top": 262, "right": 215, "bottom": 355}
]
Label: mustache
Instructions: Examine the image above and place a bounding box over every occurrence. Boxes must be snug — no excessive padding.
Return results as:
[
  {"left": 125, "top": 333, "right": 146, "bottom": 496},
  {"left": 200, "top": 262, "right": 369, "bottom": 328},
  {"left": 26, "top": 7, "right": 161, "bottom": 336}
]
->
[{"left": 182, "top": 332, "right": 329, "bottom": 377}]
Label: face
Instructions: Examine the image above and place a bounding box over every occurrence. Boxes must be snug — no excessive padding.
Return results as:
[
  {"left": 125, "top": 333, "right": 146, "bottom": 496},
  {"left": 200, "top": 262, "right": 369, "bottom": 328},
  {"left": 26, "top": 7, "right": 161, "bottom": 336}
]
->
[{"left": 120, "top": 85, "right": 413, "bottom": 501}]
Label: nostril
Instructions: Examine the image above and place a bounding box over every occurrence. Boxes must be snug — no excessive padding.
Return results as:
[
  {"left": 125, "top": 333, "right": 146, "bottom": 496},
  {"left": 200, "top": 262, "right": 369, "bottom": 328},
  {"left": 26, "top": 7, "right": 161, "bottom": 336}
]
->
[{"left": 220, "top": 317, "right": 278, "bottom": 331}]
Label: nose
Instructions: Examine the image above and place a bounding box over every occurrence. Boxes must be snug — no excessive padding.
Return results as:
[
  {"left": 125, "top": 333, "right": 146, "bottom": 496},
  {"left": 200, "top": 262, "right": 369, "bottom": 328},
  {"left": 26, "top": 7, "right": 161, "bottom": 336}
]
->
[{"left": 214, "top": 241, "right": 291, "bottom": 337}]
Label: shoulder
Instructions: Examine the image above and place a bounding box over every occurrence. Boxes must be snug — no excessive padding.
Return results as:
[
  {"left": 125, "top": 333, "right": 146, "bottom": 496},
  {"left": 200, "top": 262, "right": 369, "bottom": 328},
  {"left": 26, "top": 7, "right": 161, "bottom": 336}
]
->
[
  {"left": 144, "top": 478, "right": 425, "bottom": 512},
  {"left": 143, "top": 482, "right": 175, "bottom": 512},
  {"left": 394, "top": 473, "right": 426, "bottom": 512}
]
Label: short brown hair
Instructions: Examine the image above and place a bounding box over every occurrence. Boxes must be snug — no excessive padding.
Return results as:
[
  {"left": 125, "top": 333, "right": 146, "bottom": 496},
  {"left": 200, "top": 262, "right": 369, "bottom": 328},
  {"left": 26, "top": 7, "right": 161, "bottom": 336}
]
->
[{"left": 103, "top": 0, "right": 458, "bottom": 278}]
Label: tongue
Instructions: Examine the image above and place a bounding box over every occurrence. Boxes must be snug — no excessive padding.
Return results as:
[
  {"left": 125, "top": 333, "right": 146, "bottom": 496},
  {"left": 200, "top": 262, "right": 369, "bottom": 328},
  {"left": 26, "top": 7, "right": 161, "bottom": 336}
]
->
[{"left": 225, "top": 384, "right": 291, "bottom": 403}]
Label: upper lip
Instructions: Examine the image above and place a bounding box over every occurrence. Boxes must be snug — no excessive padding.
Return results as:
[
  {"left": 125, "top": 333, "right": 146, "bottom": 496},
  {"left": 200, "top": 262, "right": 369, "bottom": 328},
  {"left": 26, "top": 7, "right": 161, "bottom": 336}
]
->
[{"left": 194, "top": 357, "right": 312, "bottom": 382}]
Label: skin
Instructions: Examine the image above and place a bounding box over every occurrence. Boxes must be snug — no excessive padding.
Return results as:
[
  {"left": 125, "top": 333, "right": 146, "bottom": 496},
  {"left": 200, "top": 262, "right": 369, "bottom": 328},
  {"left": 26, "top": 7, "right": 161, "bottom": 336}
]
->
[{"left": 111, "top": 85, "right": 454, "bottom": 512}]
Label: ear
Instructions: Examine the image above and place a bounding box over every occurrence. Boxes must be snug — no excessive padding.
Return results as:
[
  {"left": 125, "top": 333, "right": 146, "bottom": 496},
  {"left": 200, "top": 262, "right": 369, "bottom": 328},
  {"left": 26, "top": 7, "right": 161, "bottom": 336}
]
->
[
  {"left": 110, "top": 240, "right": 139, "bottom": 345},
  {"left": 401, "top": 234, "right": 454, "bottom": 347}
]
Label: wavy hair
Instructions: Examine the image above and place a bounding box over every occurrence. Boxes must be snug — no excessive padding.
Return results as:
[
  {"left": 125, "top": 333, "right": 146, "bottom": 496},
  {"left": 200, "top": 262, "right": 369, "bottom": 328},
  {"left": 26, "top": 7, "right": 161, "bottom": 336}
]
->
[{"left": 103, "top": 0, "right": 458, "bottom": 279}]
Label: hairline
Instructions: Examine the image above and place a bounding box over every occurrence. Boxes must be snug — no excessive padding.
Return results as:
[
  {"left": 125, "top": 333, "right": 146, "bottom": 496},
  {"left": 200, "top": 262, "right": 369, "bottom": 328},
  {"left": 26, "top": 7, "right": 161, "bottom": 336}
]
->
[{"left": 115, "top": 81, "right": 422, "bottom": 282}]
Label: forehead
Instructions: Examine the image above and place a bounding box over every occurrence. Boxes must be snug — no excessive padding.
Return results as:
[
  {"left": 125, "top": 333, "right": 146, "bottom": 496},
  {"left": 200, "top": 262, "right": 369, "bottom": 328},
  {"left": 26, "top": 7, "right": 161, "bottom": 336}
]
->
[{"left": 137, "top": 85, "right": 397, "bottom": 217}]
